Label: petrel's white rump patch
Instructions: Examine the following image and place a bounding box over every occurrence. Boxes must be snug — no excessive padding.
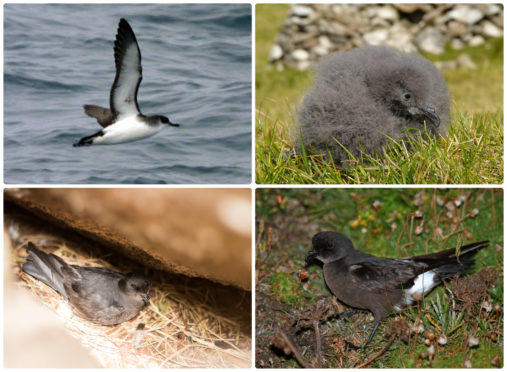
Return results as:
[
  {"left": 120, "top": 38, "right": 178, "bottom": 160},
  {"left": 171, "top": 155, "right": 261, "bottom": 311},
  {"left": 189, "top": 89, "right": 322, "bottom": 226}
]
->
[{"left": 401, "top": 271, "right": 437, "bottom": 307}]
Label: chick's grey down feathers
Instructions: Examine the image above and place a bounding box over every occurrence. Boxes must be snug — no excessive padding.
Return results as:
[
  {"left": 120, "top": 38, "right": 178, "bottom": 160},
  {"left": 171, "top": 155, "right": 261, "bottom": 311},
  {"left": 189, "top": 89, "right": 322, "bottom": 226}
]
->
[
  {"left": 22, "top": 242, "right": 150, "bottom": 326},
  {"left": 299, "top": 46, "right": 451, "bottom": 164}
]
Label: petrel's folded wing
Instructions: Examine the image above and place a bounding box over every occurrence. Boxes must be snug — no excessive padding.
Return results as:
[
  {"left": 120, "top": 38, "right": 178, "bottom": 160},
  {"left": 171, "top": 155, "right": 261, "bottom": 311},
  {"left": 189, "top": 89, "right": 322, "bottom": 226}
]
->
[
  {"left": 349, "top": 258, "right": 425, "bottom": 292},
  {"left": 110, "top": 18, "right": 142, "bottom": 119}
]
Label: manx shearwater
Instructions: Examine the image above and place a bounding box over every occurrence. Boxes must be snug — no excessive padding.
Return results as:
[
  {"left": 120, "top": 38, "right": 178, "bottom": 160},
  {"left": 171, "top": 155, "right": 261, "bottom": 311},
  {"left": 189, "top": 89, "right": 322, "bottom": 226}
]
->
[{"left": 74, "top": 18, "right": 179, "bottom": 147}]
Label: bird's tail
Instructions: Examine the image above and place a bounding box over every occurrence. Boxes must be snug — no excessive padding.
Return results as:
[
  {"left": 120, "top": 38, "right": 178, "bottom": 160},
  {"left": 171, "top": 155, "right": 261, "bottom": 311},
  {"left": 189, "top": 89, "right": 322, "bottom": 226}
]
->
[
  {"left": 414, "top": 241, "right": 489, "bottom": 279},
  {"left": 73, "top": 129, "right": 103, "bottom": 147},
  {"left": 22, "top": 242, "right": 70, "bottom": 298}
]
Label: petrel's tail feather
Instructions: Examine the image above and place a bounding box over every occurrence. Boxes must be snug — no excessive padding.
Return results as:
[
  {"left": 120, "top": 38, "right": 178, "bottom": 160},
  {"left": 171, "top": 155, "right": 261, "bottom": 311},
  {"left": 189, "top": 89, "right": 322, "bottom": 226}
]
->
[
  {"left": 413, "top": 241, "right": 489, "bottom": 279},
  {"left": 22, "top": 242, "right": 70, "bottom": 298},
  {"left": 73, "top": 130, "right": 103, "bottom": 147}
]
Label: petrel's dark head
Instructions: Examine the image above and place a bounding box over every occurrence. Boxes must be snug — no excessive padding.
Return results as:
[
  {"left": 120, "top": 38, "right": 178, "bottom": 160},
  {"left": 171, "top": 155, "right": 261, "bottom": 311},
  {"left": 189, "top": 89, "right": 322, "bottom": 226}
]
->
[
  {"left": 119, "top": 273, "right": 151, "bottom": 305},
  {"left": 306, "top": 231, "right": 356, "bottom": 264},
  {"left": 159, "top": 115, "right": 180, "bottom": 127}
]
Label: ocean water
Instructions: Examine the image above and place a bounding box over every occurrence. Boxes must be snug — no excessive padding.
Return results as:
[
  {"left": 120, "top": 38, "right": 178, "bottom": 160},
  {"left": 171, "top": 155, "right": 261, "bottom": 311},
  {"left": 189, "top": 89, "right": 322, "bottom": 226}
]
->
[{"left": 4, "top": 4, "right": 252, "bottom": 184}]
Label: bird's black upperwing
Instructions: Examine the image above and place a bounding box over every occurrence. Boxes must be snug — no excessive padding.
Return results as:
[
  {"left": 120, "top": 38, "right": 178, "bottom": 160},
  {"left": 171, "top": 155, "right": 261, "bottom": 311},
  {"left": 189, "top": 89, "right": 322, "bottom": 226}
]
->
[{"left": 109, "top": 18, "right": 142, "bottom": 119}]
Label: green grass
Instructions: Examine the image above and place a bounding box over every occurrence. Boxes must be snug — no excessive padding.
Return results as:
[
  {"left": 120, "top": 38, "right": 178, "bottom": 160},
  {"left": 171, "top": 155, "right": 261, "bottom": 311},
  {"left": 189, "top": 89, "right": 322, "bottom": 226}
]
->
[
  {"left": 255, "top": 5, "right": 504, "bottom": 184},
  {"left": 255, "top": 188, "right": 503, "bottom": 368}
]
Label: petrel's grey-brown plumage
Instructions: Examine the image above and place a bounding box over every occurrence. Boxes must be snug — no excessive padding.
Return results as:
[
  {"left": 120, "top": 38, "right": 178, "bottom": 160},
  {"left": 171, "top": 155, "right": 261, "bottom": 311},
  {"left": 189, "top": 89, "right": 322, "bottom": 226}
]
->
[
  {"left": 306, "top": 231, "right": 488, "bottom": 347},
  {"left": 298, "top": 46, "right": 451, "bottom": 165},
  {"left": 22, "top": 242, "right": 150, "bottom": 326}
]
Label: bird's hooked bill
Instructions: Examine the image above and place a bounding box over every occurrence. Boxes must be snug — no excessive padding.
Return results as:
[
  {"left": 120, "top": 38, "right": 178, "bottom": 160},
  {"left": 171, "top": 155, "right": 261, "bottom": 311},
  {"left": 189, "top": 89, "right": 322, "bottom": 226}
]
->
[
  {"left": 305, "top": 250, "right": 318, "bottom": 263},
  {"left": 141, "top": 293, "right": 150, "bottom": 305},
  {"left": 421, "top": 106, "right": 440, "bottom": 126},
  {"left": 169, "top": 122, "right": 180, "bottom": 127}
]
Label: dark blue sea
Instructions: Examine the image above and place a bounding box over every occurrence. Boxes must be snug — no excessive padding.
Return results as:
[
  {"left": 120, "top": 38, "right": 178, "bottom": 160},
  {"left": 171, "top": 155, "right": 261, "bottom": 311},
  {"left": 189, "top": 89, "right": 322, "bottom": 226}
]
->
[{"left": 4, "top": 4, "right": 252, "bottom": 184}]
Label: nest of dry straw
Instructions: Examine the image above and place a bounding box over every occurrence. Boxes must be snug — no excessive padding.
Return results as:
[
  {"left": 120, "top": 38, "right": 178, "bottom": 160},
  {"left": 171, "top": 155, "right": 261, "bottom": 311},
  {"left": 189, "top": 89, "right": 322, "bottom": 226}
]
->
[{"left": 10, "top": 231, "right": 251, "bottom": 368}]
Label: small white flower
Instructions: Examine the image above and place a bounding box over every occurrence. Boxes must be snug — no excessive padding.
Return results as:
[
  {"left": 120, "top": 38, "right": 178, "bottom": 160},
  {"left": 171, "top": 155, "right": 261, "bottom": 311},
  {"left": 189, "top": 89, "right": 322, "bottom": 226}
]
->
[
  {"left": 427, "top": 344, "right": 435, "bottom": 357},
  {"left": 482, "top": 300, "right": 492, "bottom": 313},
  {"left": 410, "top": 322, "right": 424, "bottom": 334},
  {"left": 437, "top": 334, "right": 447, "bottom": 345},
  {"left": 468, "top": 335, "right": 479, "bottom": 348}
]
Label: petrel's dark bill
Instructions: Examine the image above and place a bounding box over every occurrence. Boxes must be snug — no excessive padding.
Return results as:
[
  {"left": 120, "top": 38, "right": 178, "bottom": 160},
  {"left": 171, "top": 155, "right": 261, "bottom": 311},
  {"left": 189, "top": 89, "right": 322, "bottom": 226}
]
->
[
  {"left": 305, "top": 250, "right": 318, "bottom": 263},
  {"left": 422, "top": 106, "right": 440, "bottom": 126},
  {"left": 169, "top": 122, "right": 180, "bottom": 127},
  {"left": 141, "top": 293, "right": 150, "bottom": 305}
]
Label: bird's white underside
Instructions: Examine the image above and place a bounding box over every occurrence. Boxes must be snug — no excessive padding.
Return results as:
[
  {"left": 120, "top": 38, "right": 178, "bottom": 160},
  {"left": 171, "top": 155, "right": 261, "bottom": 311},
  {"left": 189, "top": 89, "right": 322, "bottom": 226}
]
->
[{"left": 93, "top": 116, "right": 163, "bottom": 145}]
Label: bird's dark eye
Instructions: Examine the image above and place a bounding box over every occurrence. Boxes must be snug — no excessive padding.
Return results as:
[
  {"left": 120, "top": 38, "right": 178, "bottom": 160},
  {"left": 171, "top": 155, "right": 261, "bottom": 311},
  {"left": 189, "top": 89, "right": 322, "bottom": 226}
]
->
[
  {"left": 404, "top": 93, "right": 411, "bottom": 100},
  {"left": 161, "top": 117, "right": 169, "bottom": 123}
]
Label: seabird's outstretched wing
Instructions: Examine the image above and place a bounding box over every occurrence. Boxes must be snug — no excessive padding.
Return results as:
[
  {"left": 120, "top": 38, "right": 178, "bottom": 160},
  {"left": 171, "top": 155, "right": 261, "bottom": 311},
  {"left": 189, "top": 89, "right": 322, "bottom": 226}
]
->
[{"left": 110, "top": 18, "right": 142, "bottom": 119}]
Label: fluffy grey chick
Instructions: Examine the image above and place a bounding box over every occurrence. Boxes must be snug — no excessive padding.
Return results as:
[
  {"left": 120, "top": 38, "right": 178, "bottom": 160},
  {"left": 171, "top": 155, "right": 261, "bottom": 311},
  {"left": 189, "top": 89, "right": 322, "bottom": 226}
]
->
[
  {"left": 22, "top": 242, "right": 150, "bottom": 326},
  {"left": 298, "top": 46, "right": 451, "bottom": 165}
]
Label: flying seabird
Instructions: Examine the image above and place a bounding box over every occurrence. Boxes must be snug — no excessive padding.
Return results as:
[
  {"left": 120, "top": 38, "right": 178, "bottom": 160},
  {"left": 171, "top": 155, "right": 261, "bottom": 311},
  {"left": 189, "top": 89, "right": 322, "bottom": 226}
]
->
[
  {"left": 305, "top": 231, "right": 488, "bottom": 348},
  {"left": 22, "top": 242, "right": 150, "bottom": 325},
  {"left": 73, "top": 18, "right": 179, "bottom": 147}
]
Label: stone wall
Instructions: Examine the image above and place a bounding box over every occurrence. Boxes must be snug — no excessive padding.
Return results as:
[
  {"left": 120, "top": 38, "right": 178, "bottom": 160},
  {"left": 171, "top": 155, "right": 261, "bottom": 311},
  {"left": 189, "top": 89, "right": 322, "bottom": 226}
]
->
[{"left": 269, "top": 4, "right": 503, "bottom": 70}]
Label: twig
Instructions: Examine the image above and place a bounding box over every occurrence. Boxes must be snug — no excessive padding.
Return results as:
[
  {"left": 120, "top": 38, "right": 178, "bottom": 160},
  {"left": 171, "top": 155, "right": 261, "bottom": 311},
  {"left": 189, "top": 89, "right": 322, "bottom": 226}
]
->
[
  {"left": 313, "top": 320, "right": 322, "bottom": 368},
  {"left": 354, "top": 333, "right": 396, "bottom": 369},
  {"left": 274, "top": 329, "right": 312, "bottom": 368}
]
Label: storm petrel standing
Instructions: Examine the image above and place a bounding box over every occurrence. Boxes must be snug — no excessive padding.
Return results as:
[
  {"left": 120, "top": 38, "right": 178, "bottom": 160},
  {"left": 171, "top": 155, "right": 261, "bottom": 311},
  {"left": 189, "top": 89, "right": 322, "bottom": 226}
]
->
[
  {"left": 306, "top": 231, "right": 488, "bottom": 348},
  {"left": 73, "top": 18, "right": 179, "bottom": 147}
]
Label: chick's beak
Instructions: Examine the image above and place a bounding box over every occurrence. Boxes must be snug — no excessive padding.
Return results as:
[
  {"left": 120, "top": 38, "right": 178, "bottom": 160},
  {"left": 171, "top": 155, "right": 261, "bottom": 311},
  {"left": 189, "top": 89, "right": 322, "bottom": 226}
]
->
[{"left": 421, "top": 105, "right": 440, "bottom": 127}]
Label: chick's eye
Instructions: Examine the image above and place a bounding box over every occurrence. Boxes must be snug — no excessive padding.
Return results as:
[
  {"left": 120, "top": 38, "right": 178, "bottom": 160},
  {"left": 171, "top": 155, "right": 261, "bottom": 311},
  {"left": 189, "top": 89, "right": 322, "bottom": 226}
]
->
[{"left": 403, "top": 93, "right": 411, "bottom": 100}]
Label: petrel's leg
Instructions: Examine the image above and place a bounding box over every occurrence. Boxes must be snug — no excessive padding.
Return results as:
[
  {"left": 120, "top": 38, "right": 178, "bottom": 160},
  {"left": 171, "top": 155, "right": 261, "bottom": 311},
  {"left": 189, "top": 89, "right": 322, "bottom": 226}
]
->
[
  {"left": 362, "top": 322, "right": 381, "bottom": 349},
  {"left": 343, "top": 322, "right": 380, "bottom": 351},
  {"left": 338, "top": 309, "right": 363, "bottom": 350}
]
